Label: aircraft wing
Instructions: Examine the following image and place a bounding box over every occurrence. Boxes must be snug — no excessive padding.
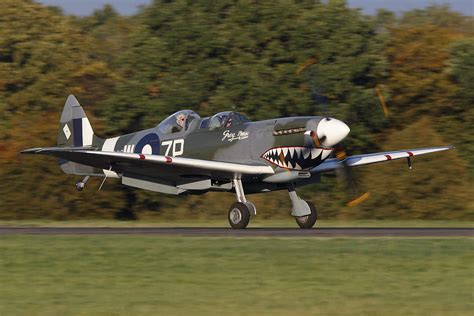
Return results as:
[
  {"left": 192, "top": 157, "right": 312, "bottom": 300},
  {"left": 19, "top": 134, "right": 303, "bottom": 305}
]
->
[
  {"left": 310, "top": 146, "right": 453, "bottom": 174},
  {"left": 21, "top": 147, "right": 274, "bottom": 180}
]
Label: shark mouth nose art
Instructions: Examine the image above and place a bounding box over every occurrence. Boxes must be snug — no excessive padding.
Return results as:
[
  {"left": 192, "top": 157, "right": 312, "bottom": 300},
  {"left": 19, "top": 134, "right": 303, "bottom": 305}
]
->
[{"left": 261, "top": 147, "right": 331, "bottom": 170}]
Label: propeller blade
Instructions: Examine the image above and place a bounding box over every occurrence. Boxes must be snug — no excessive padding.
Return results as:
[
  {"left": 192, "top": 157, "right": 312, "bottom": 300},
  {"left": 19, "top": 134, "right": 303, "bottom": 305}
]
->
[
  {"left": 375, "top": 86, "right": 389, "bottom": 117},
  {"left": 334, "top": 145, "right": 370, "bottom": 207}
]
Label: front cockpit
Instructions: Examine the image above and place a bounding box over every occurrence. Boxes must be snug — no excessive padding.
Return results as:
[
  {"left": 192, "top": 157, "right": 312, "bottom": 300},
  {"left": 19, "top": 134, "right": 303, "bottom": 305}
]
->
[{"left": 207, "top": 111, "right": 251, "bottom": 130}]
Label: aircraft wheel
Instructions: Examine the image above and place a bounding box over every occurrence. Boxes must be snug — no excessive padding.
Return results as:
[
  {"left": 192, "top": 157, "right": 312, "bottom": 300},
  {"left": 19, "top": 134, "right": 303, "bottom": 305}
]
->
[
  {"left": 228, "top": 202, "right": 250, "bottom": 229},
  {"left": 295, "top": 201, "right": 317, "bottom": 229}
]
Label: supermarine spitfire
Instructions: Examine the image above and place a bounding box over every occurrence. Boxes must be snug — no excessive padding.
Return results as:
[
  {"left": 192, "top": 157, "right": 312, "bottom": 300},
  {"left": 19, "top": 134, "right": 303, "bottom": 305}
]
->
[{"left": 22, "top": 95, "right": 452, "bottom": 229}]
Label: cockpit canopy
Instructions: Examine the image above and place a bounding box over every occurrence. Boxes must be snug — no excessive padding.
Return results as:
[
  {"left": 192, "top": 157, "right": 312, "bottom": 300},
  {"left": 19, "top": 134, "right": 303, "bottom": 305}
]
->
[
  {"left": 207, "top": 111, "right": 250, "bottom": 130},
  {"left": 158, "top": 110, "right": 201, "bottom": 134},
  {"left": 158, "top": 110, "right": 250, "bottom": 134}
]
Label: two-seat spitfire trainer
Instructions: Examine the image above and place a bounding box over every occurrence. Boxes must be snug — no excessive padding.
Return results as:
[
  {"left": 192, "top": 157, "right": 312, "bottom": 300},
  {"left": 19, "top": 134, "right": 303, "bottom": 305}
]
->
[{"left": 22, "top": 95, "right": 453, "bottom": 229}]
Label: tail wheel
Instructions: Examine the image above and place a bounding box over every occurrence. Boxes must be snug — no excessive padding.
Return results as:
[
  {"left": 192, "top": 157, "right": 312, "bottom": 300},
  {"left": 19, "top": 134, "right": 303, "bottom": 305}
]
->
[
  {"left": 295, "top": 201, "right": 317, "bottom": 229},
  {"left": 228, "top": 202, "right": 251, "bottom": 229}
]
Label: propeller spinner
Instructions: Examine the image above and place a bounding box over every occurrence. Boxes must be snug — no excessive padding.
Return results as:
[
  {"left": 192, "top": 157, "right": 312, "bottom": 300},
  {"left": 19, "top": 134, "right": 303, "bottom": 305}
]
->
[
  {"left": 315, "top": 118, "right": 350, "bottom": 148},
  {"left": 311, "top": 118, "right": 370, "bottom": 207}
]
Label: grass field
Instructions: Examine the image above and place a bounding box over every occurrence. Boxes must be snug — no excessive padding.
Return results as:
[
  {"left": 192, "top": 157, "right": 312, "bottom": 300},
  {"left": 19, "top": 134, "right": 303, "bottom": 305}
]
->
[{"left": 0, "top": 236, "right": 472, "bottom": 315}]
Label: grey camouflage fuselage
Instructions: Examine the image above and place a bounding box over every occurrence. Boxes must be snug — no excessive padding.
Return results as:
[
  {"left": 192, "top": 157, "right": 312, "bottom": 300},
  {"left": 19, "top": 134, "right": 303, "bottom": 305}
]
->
[{"left": 56, "top": 96, "right": 336, "bottom": 195}]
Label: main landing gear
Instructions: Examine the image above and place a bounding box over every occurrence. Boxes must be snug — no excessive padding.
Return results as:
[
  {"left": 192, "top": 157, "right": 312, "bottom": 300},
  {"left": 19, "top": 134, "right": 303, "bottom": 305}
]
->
[
  {"left": 227, "top": 179, "right": 317, "bottom": 229},
  {"left": 228, "top": 179, "right": 256, "bottom": 229}
]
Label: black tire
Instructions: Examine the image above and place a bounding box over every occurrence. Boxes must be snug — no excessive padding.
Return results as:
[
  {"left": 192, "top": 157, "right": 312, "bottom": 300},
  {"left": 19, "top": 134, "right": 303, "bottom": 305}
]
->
[
  {"left": 294, "top": 201, "right": 317, "bottom": 229},
  {"left": 228, "top": 202, "right": 251, "bottom": 229}
]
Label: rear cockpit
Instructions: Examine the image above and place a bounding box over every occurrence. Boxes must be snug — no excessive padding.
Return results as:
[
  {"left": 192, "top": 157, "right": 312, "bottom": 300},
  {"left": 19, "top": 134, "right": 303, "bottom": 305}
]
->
[{"left": 158, "top": 110, "right": 201, "bottom": 134}]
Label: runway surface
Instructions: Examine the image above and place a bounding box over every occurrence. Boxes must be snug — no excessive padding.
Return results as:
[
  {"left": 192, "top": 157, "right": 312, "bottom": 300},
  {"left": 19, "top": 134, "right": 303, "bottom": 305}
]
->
[{"left": 0, "top": 227, "right": 472, "bottom": 237}]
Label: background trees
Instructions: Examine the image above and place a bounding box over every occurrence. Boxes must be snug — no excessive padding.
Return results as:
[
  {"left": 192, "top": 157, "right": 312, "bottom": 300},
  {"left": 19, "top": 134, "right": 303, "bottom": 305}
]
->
[
  {"left": 0, "top": 0, "right": 472, "bottom": 219},
  {"left": 0, "top": 0, "right": 125, "bottom": 219}
]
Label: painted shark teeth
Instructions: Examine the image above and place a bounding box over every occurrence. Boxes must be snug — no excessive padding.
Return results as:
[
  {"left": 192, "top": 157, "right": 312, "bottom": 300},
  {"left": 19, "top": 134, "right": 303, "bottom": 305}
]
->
[
  {"left": 261, "top": 147, "right": 332, "bottom": 170},
  {"left": 303, "top": 148, "right": 311, "bottom": 159},
  {"left": 311, "top": 148, "right": 321, "bottom": 159}
]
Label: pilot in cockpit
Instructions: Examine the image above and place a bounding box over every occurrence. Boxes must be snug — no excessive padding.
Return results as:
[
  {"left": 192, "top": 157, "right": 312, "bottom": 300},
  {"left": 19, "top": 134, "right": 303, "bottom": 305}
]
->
[
  {"left": 158, "top": 110, "right": 202, "bottom": 134},
  {"left": 171, "top": 113, "right": 186, "bottom": 133},
  {"left": 209, "top": 112, "right": 235, "bottom": 130},
  {"left": 225, "top": 114, "right": 233, "bottom": 128}
]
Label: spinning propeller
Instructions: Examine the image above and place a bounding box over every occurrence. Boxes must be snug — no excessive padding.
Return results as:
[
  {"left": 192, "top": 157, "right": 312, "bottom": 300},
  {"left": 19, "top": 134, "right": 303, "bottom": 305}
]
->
[
  {"left": 298, "top": 58, "right": 373, "bottom": 207},
  {"left": 310, "top": 119, "right": 369, "bottom": 207},
  {"left": 334, "top": 145, "right": 370, "bottom": 207}
]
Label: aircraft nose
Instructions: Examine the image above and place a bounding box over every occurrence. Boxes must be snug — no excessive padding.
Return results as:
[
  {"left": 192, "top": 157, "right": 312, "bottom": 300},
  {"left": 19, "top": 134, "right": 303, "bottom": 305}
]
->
[{"left": 316, "top": 117, "right": 350, "bottom": 147}]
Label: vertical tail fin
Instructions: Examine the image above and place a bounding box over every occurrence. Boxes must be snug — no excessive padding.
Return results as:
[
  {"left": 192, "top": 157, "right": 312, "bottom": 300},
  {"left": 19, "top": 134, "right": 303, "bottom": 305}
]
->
[
  {"left": 57, "top": 95, "right": 97, "bottom": 148},
  {"left": 57, "top": 95, "right": 104, "bottom": 176}
]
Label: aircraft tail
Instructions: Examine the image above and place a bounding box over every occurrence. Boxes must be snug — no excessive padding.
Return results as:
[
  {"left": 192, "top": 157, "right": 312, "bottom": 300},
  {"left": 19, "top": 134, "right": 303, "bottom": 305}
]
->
[
  {"left": 57, "top": 95, "right": 100, "bottom": 148},
  {"left": 57, "top": 95, "right": 105, "bottom": 176}
]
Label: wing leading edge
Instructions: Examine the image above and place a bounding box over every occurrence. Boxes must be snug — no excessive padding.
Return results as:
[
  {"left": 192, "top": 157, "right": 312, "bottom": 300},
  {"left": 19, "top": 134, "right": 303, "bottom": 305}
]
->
[
  {"left": 21, "top": 147, "right": 275, "bottom": 178},
  {"left": 310, "top": 146, "right": 453, "bottom": 174},
  {"left": 22, "top": 145, "right": 452, "bottom": 181}
]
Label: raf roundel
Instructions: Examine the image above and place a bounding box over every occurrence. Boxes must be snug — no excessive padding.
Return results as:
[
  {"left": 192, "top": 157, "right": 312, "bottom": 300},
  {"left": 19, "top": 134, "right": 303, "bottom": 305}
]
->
[{"left": 134, "top": 133, "right": 161, "bottom": 155}]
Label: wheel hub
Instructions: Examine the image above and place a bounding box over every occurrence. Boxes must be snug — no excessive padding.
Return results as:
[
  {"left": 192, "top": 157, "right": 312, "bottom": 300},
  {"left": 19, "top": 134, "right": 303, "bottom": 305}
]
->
[
  {"left": 230, "top": 208, "right": 242, "bottom": 224},
  {"left": 296, "top": 215, "right": 309, "bottom": 224}
]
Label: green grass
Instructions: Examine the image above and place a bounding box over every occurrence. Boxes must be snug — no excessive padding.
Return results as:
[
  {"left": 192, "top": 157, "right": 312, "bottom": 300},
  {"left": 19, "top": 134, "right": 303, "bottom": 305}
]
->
[
  {"left": 0, "top": 219, "right": 473, "bottom": 227},
  {"left": 0, "top": 237, "right": 472, "bottom": 315}
]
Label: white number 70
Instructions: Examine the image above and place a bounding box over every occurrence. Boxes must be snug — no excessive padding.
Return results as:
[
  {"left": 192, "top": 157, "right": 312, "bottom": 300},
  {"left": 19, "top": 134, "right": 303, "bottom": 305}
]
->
[{"left": 161, "top": 139, "right": 184, "bottom": 156}]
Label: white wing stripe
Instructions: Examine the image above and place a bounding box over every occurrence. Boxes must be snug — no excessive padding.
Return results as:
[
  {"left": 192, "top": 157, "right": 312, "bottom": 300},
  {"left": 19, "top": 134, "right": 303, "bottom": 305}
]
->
[
  {"left": 102, "top": 137, "right": 119, "bottom": 152},
  {"left": 101, "top": 137, "right": 120, "bottom": 176},
  {"left": 86, "top": 150, "right": 274, "bottom": 175}
]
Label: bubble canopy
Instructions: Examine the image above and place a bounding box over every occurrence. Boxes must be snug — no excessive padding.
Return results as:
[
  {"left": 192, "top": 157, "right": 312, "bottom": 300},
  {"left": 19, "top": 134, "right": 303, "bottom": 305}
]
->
[
  {"left": 158, "top": 110, "right": 201, "bottom": 134},
  {"left": 209, "top": 111, "right": 250, "bottom": 129}
]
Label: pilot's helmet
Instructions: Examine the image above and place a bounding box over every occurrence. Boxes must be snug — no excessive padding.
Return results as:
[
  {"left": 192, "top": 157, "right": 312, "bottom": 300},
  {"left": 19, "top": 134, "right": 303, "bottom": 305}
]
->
[
  {"left": 209, "top": 115, "right": 223, "bottom": 129},
  {"left": 176, "top": 113, "right": 186, "bottom": 129},
  {"left": 226, "top": 115, "right": 233, "bottom": 128}
]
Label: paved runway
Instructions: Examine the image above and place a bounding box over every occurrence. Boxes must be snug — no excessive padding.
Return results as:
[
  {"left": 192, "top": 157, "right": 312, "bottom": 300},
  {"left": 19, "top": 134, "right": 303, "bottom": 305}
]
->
[{"left": 0, "top": 227, "right": 472, "bottom": 237}]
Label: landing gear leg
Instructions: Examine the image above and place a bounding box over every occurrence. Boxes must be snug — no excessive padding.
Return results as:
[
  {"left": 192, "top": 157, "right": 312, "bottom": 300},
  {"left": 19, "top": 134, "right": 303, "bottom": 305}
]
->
[
  {"left": 288, "top": 183, "right": 317, "bottom": 229},
  {"left": 228, "top": 179, "right": 256, "bottom": 229}
]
